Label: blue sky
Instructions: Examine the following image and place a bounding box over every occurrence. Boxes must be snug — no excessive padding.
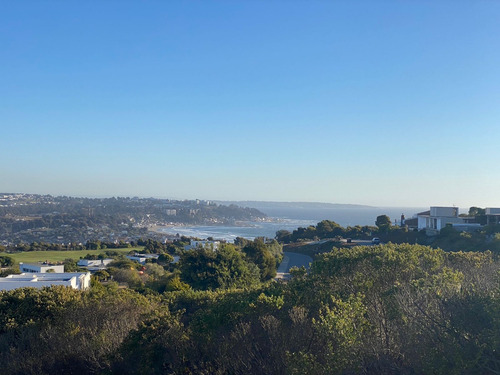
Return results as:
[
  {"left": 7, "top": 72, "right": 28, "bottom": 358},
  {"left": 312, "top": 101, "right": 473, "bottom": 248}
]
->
[{"left": 1, "top": 1, "right": 499, "bottom": 207}]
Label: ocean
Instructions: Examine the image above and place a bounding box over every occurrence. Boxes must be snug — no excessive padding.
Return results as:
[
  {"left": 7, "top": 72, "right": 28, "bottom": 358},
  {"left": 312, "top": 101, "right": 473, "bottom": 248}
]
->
[{"left": 158, "top": 206, "right": 428, "bottom": 242}]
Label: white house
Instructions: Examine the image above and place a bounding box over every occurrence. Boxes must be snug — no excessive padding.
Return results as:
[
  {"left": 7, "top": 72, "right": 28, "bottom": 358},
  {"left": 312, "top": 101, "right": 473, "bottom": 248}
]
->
[
  {"left": 19, "top": 262, "right": 65, "bottom": 273},
  {"left": 184, "top": 240, "right": 220, "bottom": 251},
  {"left": 417, "top": 207, "right": 463, "bottom": 232},
  {"left": 0, "top": 272, "right": 91, "bottom": 291},
  {"left": 417, "top": 206, "right": 481, "bottom": 234}
]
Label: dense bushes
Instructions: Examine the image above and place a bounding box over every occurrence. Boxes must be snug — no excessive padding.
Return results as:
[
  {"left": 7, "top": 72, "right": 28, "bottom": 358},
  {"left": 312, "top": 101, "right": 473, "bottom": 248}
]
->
[{"left": 1, "top": 244, "right": 499, "bottom": 374}]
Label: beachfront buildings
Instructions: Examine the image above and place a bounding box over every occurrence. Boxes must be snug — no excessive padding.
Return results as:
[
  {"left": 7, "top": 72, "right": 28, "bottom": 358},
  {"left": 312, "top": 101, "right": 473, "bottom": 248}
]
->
[{"left": 184, "top": 240, "right": 220, "bottom": 251}]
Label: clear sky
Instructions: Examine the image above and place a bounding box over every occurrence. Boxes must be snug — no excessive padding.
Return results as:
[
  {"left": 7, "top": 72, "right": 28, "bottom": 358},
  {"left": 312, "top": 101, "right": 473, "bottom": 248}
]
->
[{"left": 1, "top": 1, "right": 499, "bottom": 208}]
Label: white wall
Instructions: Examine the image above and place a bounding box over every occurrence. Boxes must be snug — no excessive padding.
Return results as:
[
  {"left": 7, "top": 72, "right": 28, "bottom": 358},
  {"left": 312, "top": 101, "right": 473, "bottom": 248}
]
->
[
  {"left": 0, "top": 272, "right": 91, "bottom": 291},
  {"left": 430, "top": 207, "right": 458, "bottom": 218},
  {"left": 20, "top": 263, "right": 65, "bottom": 273}
]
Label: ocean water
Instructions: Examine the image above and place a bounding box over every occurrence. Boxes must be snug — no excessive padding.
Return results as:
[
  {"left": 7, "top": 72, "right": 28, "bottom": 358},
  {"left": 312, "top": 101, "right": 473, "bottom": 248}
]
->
[{"left": 158, "top": 206, "right": 427, "bottom": 241}]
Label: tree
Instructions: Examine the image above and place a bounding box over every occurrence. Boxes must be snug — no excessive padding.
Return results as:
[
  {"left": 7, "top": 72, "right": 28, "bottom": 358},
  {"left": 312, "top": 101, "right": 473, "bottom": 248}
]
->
[
  {"left": 316, "top": 220, "right": 343, "bottom": 237},
  {"left": 144, "top": 263, "right": 166, "bottom": 280},
  {"left": 0, "top": 255, "right": 14, "bottom": 267},
  {"left": 275, "top": 230, "right": 291, "bottom": 243},
  {"left": 468, "top": 206, "right": 487, "bottom": 225},
  {"left": 112, "top": 268, "right": 143, "bottom": 288},
  {"left": 93, "top": 269, "right": 110, "bottom": 282},
  {"left": 242, "top": 239, "right": 278, "bottom": 281},
  {"left": 375, "top": 214, "right": 391, "bottom": 231},
  {"left": 63, "top": 258, "right": 80, "bottom": 272},
  {"left": 179, "top": 245, "right": 260, "bottom": 290},
  {"left": 158, "top": 253, "right": 174, "bottom": 264}
]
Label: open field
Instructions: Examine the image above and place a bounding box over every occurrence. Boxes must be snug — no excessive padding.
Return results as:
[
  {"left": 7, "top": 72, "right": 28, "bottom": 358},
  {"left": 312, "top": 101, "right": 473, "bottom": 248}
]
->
[{"left": 2, "top": 247, "right": 143, "bottom": 264}]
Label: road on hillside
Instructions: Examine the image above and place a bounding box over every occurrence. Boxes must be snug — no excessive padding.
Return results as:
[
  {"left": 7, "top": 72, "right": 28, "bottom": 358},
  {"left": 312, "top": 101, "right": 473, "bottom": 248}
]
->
[
  {"left": 284, "top": 251, "right": 313, "bottom": 270},
  {"left": 276, "top": 251, "right": 313, "bottom": 276}
]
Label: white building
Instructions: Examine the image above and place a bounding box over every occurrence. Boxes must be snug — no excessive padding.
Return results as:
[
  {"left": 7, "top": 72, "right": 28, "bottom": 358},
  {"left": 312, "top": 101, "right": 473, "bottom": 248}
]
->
[
  {"left": 126, "top": 253, "right": 160, "bottom": 264},
  {"left": 184, "top": 240, "right": 220, "bottom": 251},
  {"left": 77, "top": 259, "right": 114, "bottom": 268},
  {"left": 0, "top": 272, "right": 91, "bottom": 291},
  {"left": 165, "top": 209, "right": 177, "bottom": 216},
  {"left": 417, "top": 207, "right": 461, "bottom": 232},
  {"left": 19, "top": 262, "right": 65, "bottom": 273},
  {"left": 417, "top": 206, "right": 480, "bottom": 234}
]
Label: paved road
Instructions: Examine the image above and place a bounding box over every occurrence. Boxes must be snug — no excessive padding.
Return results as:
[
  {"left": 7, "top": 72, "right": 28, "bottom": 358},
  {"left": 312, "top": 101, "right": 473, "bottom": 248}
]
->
[{"left": 276, "top": 251, "right": 313, "bottom": 280}]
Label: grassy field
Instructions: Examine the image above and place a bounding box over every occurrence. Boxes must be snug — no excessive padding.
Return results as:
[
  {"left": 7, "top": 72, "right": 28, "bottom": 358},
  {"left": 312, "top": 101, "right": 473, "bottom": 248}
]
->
[{"left": 3, "top": 247, "right": 143, "bottom": 264}]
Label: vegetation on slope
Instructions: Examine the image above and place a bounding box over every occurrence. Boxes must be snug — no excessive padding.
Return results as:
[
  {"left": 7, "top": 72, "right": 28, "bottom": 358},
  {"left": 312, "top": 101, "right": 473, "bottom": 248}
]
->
[{"left": 0, "top": 243, "right": 499, "bottom": 374}]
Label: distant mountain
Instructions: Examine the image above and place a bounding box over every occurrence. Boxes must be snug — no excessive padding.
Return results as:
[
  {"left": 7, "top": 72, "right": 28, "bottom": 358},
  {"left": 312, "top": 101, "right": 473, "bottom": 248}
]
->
[{"left": 217, "top": 201, "right": 375, "bottom": 210}]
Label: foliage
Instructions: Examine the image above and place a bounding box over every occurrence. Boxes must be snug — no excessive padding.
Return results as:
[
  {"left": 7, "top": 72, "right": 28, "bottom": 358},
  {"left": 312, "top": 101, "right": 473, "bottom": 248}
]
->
[
  {"left": 277, "top": 219, "right": 377, "bottom": 243},
  {"left": 375, "top": 214, "right": 392, "bottom": 231},
  {"left": 0, "top": 255, "right": 14, "bottom": 267},
  {"left": 179, "top": 245, "right": 260, "bottom": 290},
  {"left": 0, "top": 268, "right": 20, "bottom": 277},
  {"left": 0, "top": 286, "right": 151, "bottom": 374},
  {"left": 242, "top": 239, "right": 280, "bottom": 281},
  {"left": 1, "top": 244, "right": 500, "bottom": 374},
  {"left": 63, "top": 258, "right": 82, "bottom": 272}
]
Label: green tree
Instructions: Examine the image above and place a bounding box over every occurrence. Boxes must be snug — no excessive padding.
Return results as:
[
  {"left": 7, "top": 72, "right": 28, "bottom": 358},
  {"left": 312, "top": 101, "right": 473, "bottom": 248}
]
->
[
  {"left": 275, "top": 230, "right": 291, "bottom": 243},
  {"left": 179, "top": 245, "right": 259, "bottom": 290},
  {"left": 242, "top": 239, "right": 278, "bottom": 281},
  {"left": 0, "top": 255, "right": 14, "bottom": 267},
  {"left": 91, "top": 270, "right": 110, "bottom": 282},
  {"left": 63, "top": 258, "right": 80, "bottom": 272},
  {"left": 375, "top": 214, "right": 391, "bottom": 231}
]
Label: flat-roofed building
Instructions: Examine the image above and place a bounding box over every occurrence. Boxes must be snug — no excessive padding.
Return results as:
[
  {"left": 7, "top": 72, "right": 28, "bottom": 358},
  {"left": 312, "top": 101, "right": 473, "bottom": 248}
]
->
[
  {"left": 418, "top": 206, "right": 463, "bottom": 234},
  {"left": 486, "top": 208, "right": 500, "bottom": 225},
  {"left": 126, "top": 254, "right": 159, "bottom": 264},
  {"left": 184, "top": 240, "right": 220, "bottom": 251},
  {"left": 19, "top": 262, "right": 65, "bottom": 273},
  {"left": 77, "top": 259, "right": 113, "bottom": 268},
  {"left": 0, "top": 272, "right": 91, "bottom": 291},
  {"left": 417, "top": 206, "right": 483, "bottom": 234}
]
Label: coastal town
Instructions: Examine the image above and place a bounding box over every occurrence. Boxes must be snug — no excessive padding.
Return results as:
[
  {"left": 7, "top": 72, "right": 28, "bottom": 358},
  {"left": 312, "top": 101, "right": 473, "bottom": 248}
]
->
[{"left": 0, "top": 193, "right": 267, "bottom": 246}]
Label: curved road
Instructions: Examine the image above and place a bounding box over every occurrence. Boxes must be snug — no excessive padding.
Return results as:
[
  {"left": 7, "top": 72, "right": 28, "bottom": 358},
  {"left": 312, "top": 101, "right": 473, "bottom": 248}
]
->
[{"left": 276, "top": 251, "right": 313, "bottom": 280}]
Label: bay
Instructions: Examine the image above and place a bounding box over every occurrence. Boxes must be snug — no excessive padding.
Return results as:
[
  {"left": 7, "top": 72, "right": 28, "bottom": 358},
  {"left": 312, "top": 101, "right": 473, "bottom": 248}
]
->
[{"left": 158, "top": 206, "right": 428, "bottom": 241}]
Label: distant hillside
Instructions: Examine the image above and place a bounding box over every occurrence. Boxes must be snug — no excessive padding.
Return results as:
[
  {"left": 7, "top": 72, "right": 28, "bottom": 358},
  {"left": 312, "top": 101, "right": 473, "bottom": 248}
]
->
[
  {"left": 217, "top": 201, "right": 375, "bottom": 210},
  {"left": 0, "top": 194, "right": 267, "bottom": 245}
]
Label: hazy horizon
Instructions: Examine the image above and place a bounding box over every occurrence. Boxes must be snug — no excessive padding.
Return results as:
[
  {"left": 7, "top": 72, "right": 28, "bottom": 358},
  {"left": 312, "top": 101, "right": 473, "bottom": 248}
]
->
[
  {"left": 2, "top": 2, "right": 499, "bottom": 208},
  {"left": 0, "top": 191, "right": 465, "bottom": 212}
]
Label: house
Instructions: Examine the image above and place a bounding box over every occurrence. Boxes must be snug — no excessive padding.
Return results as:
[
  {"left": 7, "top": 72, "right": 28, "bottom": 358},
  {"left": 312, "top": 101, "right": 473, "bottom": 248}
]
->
[
  {"left": 19, "top": 262, "right": 65, "bottom": 273},
  {"left": 77, "top": 259, "right": 114, "bottom": 268},
  {"left": 126, "top": 253, "right": 159, "bottom": 264},
  {"left": 417, "top": 206, "right": 480, "bottom": 234},
  {"left": 184, "top": 240, "right": 220, "bottom": 251},
  {"left": 486, "top": 208, "right": 500, "bottom": 225},
  {"left": 0, "top": 272, "right": 91, "bottom": 291}
]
